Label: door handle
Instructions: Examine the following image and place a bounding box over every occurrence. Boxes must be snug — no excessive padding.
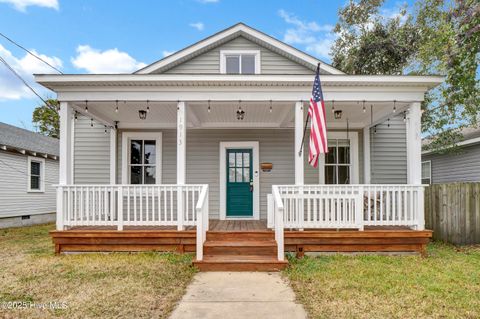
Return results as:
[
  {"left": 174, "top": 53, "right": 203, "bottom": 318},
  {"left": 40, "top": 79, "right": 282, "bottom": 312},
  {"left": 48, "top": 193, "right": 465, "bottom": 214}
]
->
[{"left": 249, "top": 180, "right": 253, "bottom": 192}]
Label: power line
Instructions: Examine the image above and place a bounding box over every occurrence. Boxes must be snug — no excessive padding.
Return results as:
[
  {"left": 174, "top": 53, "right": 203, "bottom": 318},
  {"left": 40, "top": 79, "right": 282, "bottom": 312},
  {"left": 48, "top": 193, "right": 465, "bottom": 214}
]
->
[
  {"left": 0, "top": 32, "right": 63, "bottom": 74},
  {"left": 0, "top": 158, "right": 59, "bottom": 185},
  {"left": 0, "top": 54, "right": 56, "bottom": 111}
]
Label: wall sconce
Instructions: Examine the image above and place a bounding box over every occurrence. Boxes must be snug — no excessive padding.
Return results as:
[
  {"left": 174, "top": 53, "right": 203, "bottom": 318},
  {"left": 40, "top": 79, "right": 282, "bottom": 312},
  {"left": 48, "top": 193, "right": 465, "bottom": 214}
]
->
[
  {"left": 261, "top": 162, "right": 273, "bottom": 172},
  {"left": 236, "top": 100, "right": 245, "bottom": 120},
  {"left": 334, "top": 110, "right": 343, "bottom": 120},
  {"left": 138, "top": 110, "right": 147, "bottom": 120}
]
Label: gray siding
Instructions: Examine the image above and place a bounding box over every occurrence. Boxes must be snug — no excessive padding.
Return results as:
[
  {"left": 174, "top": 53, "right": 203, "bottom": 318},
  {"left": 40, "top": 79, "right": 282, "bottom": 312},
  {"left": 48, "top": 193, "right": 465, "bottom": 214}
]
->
[
  {"left": 162, "top": 36, "right": 314, "bottom": 75},
  {"left": 423, "top": 144, "right": 480, "bottom": 183},
  {"left": 370, "top": 115, "right": 407, "bottom": 184},
  {"left": 0, "top": 150, "right": 58, "bottom": 218},
  {"left": 74, "top": 115, "right": 110, "bottom": 184}
]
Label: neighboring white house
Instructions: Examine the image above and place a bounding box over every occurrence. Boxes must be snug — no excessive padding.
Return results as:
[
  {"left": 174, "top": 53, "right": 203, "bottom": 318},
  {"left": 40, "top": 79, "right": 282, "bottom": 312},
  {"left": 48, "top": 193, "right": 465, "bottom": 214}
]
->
[
  {"left": 0, "top": 122, "right": 59, "bottom": 228},
  {"left": 422, "top": 126, "right": 480, "bottom": 184},
  {"left": 35, "top": 23, "right": 442, "bottom": 263}
]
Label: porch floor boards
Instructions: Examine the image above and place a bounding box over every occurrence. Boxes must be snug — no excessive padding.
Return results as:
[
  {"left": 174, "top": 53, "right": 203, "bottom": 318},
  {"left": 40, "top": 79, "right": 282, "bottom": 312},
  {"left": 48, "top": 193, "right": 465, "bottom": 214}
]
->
[{"left": 51, "top": 220, "right": 432, "bottom": 266}]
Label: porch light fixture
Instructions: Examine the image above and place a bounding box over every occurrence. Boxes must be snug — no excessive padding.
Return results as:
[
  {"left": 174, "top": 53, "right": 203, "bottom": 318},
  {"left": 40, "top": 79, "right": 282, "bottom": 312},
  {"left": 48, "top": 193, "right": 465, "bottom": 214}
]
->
[
  {"left": 393, "top": 100, "right": 397, "bottom": 113},
  {"left": 138, "top": 110, "right": 147, "bottom": 120},
  {"left": 362, "top": 100, "right": 366, "bottom": 113},
  {"left": 236, "top": 100, "right": 245, "bottom": 120},
  {"left": 146, "top": 100, "right": 150, "bottom": 113},
  {"left": 334, "top": 110, "right": 343, "bottom": 120},
  {"left": 85, "top": 100, "right": 88, "bottom": 113},
  {"left": 269, "top": 100, "right": 273, "bottom": 113},
  {"left": 207, "top": 100, "right": 211, "bottom": 113}
]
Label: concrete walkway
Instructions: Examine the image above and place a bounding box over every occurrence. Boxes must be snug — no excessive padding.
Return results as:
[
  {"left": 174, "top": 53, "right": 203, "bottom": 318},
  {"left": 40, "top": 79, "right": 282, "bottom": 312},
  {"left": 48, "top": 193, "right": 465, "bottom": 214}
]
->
[{"left": 169, "top": 272, "right": 307, "bottom": 319}]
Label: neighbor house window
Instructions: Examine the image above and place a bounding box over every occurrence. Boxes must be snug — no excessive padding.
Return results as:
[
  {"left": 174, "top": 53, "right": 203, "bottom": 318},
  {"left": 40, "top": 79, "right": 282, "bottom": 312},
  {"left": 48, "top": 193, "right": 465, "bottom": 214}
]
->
[
  {"left": 422, "top": 161, "right": 431, "bottom": 184},
  {"left": 122, "top": 132, "right": 162, "bottom": 185},
  {"left": 28, "top": 157, "right": 45, "bottom": 192},
  {"left": 325, "top": 139, "right": 351, "bottom": 184},
  {"left": 220, "top": 50, "right": 260, "bottom": 74}
]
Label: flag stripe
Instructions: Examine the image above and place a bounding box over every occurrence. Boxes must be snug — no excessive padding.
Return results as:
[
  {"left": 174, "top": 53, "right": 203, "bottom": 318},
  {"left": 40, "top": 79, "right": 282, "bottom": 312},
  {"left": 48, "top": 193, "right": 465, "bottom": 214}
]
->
[{"left": 308, "top": 67, "right": 328, "bottom": 168}]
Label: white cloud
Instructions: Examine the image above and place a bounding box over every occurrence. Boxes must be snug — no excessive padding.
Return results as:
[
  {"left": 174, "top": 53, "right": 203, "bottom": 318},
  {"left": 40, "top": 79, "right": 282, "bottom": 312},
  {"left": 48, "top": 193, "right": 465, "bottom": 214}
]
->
[
  {"left": 162, "top": 50, "right": 174, "bottom": 57},
  {"left": 0, "top": 0, "right": 58, "bottom": 11},
  {"left": 196, "top": 0, "right": 219, "bottom": 3},
  {"left": 278, "top": 9, "right": 335, "bottom": 59},
  {"left": 71, "top": 45, "right": 146, "bottom": 73},
  {"left": 189, "top": 22, "right": 205, "bottom": 31},
  {"left": 0, "top": 44, "right": 62, "bottom": 100}
]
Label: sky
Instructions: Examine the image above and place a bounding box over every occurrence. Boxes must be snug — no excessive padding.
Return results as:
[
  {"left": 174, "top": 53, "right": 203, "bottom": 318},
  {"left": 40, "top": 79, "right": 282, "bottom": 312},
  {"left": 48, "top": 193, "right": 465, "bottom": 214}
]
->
[{"left": 0, "top": 0, "right": 412, "bottom": 131}]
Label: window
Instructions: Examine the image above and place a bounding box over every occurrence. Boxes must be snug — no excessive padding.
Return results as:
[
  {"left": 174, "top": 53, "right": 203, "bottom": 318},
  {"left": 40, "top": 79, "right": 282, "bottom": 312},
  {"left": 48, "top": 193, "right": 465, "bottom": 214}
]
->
[
  {"left": 220, "top": 50, "right": 260, "bottom": 74},
  {"left": 28, "top": 157, "right": 45, "bottom": 192},
  {"left": 422, "top": 161, "right": 431, "bottom": 184},
  {"left": 122, "top": 133, "right": 162, "bottom": 185},
  {"left": 325, "top": 139, "right": 351, "bottom": 184}
]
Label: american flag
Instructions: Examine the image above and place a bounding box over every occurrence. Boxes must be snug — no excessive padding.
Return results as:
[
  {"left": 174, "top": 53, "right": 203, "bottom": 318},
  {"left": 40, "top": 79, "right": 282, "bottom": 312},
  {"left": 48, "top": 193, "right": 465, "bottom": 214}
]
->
[{"left": 308, "top": 65, "right": 328, "bottom": 167}]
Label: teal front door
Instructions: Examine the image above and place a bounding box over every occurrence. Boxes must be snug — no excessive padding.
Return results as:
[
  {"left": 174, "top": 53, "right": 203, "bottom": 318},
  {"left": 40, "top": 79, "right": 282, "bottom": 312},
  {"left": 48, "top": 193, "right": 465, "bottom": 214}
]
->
[{"left": 226, "top": 149, "right": 253, "bottom": 217}]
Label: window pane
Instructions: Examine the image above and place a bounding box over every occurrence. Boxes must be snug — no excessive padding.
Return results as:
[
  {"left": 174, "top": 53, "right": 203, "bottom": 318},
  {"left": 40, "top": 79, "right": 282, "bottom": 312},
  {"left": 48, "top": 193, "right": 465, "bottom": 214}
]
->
[
  {"left": 338, "top": 146, "right": 350, "bottom": 164},
  {"left": 236, "top": 153, "right": 243, "bottom": 167},
  {"left": 337, "top": 166, "right": 350, "bottom": 184},
  {"left": 130, "top": 166, "right": 142, "bottom": 184},
  {"left": 229, "top": 152, "right": 235, "bottom": 167},
  {"left": 144, "top": 166, "right": 156, "bottom": 184},
  {"left": 130, "top": 140, "right": 142, "bottom": 164},
  {"left": 422, "top": 162, "right": 431, "bottom": 179},
  {"left": 225, "top": 56, "right": 240, "bottom": 74},
  {"left": 144, "top": 140, "right": 156, "bottom": 164},
  {"left": 422, "top": 178, "right": 431, "bottom": 184},
  {"left": 243, "top": 153, "right": 250, "bottom": 167},
  {"left": 31, "top": 161, "right": 40, "bottom": 175},
  {"left": 243, "top": 168, "right": 250, "bottom": 182},
  {"left": 30, "top": 176, "right": 40, "bottom": 190},
  {"left": 326, "top": 147, "right": 336, "bottom": 164},
  {"left": 325, "top": 166, "right": 336, "bottom": 184},
  {"left": 241, "top": 55, "right": 255, "bottom": 74},
  {"left": 236, "top": 168, "right": 243, "bottom": 182},
  {"left": 229, "top": 168, "right": 235, "bottom": 182}
]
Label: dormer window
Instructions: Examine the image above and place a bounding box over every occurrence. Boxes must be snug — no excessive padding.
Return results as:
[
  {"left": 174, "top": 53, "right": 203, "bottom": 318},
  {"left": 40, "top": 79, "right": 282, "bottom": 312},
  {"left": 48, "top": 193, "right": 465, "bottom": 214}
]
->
[{"left": 220, "top": 50, "right": 260, "bottom": 74}]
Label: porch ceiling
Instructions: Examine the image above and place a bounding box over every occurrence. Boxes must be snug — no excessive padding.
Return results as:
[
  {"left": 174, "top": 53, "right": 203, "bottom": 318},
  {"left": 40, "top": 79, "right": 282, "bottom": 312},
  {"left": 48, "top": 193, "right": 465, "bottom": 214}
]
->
[{"left": 70, "top": 100, "right": 411, "bottom": 129}]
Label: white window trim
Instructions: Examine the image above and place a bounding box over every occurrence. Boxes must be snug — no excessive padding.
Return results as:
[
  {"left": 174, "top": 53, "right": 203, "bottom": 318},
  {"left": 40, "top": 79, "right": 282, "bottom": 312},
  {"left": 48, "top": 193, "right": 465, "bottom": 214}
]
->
[
  {"left": 27, "top": 156, "right": 45, "bottom": 193},
  {"left": 220, "top": 50, "right": 261, "bottom": 74},
  {"left": 421, "top": 160, "right": 432, "bottom": 184},
  {"left": 121, "top": 132, "right": 162, "bottom": 184},
  {"left": 219, "top": 141, "right": 260, "bottom": 220},
  {"left": 319, "top": 131, "right": 359, "bottom": 184}
]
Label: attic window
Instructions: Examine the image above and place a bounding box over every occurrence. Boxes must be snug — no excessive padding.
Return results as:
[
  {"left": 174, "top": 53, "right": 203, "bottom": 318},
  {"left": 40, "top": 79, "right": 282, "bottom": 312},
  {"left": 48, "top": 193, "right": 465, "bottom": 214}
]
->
[{"left": 220, "top": 50, "right": 260, "bottom": 74}]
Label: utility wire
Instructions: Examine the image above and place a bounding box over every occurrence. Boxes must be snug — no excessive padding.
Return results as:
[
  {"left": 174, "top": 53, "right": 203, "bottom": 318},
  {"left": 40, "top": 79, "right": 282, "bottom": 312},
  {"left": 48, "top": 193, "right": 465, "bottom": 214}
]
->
[
  {"left": 0, "top": 158, "right": 59, "bottom": 185},
  {"left": 0, "top": 32, "right": 63, "bottom": 74},
  {"left": 0, "top": 55, "right": 56, "bottom": 111}
]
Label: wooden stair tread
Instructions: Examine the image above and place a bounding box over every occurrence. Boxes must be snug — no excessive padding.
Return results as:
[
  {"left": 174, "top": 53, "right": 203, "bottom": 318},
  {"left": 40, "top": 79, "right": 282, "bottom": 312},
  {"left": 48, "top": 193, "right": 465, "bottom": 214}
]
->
[
  {"left": 204, "top": 240, "right": 276, "bottom": 247},
  {"left": 199, "top": 255, "right": 285, "bottom": 263}
]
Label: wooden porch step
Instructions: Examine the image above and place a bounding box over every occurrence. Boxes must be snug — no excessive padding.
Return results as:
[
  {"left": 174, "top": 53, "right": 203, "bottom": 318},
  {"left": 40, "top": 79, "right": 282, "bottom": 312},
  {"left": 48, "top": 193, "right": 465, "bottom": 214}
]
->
[
  {"left": 193, "top": 255, "right": 288, "bottom": 272},
  {"left": 206, "top": 231, "right": 274, "bottom": 241},
  {"left": 204, "top": 240, "right": 277, "bottom": 256}
]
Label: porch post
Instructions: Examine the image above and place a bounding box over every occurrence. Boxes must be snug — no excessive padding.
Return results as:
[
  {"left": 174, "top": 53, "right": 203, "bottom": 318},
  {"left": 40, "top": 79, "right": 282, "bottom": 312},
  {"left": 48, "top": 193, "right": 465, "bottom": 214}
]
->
[
  {"left": 110, "top": 128, "right": 117, "bottom": 185},
  {"left": 294, "top": 101, "right": 304, "bottom": 185},
  {"left": 177, "top": 101, "right": 186, "bottom": 230},
  {"left": 58, "top": 101, "right": 73, "bottom": 230},
  {"left": 363, "top": 126, "right": 371, "bottom": 184},
  {"left": 406, "top": 102, "right": 422, "bottom": 185}
]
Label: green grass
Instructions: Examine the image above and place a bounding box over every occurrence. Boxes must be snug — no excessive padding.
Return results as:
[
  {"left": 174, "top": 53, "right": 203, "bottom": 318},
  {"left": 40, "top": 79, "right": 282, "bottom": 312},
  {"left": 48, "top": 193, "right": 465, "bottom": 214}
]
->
[
  {"left": 0, "top": 224, "right": 197, "bottom": 319},
  {"left": 284, "top": 243, "right": 480, "bottom": 319}
]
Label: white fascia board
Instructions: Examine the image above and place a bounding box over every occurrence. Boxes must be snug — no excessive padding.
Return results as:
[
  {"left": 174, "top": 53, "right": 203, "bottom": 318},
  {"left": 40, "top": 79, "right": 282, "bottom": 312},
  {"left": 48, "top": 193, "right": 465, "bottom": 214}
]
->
[
  {"left": 133, "top": 23, "right": 343, "bottom": 75},
  {"left": 422, "top": 136, "right": 480, "bottom": 155}
]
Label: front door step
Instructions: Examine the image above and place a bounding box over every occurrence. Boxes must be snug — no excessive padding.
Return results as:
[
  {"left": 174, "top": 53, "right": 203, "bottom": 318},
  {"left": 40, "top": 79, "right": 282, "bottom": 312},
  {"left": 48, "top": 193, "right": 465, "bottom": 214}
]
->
[{"left": 193, "top": 231, "right": 287, "bottom": 271}]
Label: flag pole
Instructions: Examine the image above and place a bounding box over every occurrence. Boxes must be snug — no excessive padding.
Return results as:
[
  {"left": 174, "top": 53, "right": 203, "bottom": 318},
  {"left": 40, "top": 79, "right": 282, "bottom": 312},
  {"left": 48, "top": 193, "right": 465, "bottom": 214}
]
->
[{"left": 298, "top": 63, "right": 320, "bottom": 157}]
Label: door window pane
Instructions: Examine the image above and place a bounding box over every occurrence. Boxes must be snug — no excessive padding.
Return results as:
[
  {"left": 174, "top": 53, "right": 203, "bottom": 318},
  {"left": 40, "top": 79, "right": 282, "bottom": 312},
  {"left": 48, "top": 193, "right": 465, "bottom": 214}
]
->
[
  {"left": 236, "top": 153, "right": 243, "bottom": 167},
  {"left": 241, "top": 55, "right": 255, "bottom": 74},
  {"left": 229, "top": 168, "right": 236, "bottom": 182},
  {"left": 226, "top": 56, "right": 240, "bottom": 74},
  {"left": 229, "top": 152, "right": 236, "bottom": 167},
  {"left": 243, "top": 168, "right": 250, "bottom": 182},
  {"left": 144, "top": 140, "right": 156, "bottom": 164},
  {"left": 130, "top": 140, "right": 142, "bottom": 164},
  {"left": 130, "top": 166, "right": 142, "bottom": 184},
  {"left": 236, "top": 168, "right": 243, "bottom": 182},
  {"left": 243, "top": 153, "right": 250, "bottom": 167},
  {"left": 144, "top": 166, "right": 156, "bottom": 184},
  {"left": 337, "top": 166, "right": 350, "bottom": 184}
]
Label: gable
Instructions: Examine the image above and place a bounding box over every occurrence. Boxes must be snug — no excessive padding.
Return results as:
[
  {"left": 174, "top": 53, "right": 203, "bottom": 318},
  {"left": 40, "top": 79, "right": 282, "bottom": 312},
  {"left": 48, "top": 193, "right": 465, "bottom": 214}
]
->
[
  {"left": 159, "top": 36, "right": 315, "bottom": 75},
  {"left": 136, "top": 23, "right": 344, "bottom": 75}
]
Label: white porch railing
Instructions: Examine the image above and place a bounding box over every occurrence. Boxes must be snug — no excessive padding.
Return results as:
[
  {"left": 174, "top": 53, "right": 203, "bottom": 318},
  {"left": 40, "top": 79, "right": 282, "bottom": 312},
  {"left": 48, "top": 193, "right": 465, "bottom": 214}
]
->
[
  {"left": 56, "top": 184, "right": 208, "bottom": 230},
  {"left": 195, "top": 185, "right": 209, "bottom": 261},
  {"left": 270, "top": 184, "right": 425, "bottom": 230}
]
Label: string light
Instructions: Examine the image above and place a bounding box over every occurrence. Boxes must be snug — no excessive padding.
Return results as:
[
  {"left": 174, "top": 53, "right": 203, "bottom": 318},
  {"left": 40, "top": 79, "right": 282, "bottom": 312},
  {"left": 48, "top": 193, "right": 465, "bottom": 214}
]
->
[
  {"left": 85, "top": 100, "right": 88, "bottom": 113},
  {"left": 374, "top": 125, "right": 377, "bottom": 134},
  {"left": 90, "top": 118, "right": 93, "bottom": 127},
  {"left": 387, "top": 118, "right": 390, "bottom": 128},
  {"left": 207, "top": 100, "right": 211, "bottom": 113},
  {"left": 104, "top": 125, "right": 107, "bottom": 134},
  {"left": 362, "top": 100, "right": 366, "bottom": 113},
  {"left": 115, "top": 100, "right": 119, "bottom": 113},
  {"left": 331, "top": 100, "right": 335, "bottom": 113},
  {"left": 269, "top": 100, "right": 273, "bottom": 113},
  {"left": 393, "top": 100, "right": 397, "bottom": 113},
  {"left": 146, "top": 100, "right": 150, "bottom": 113},
  {"left": 74, "top": 111, "right": 78, "bottom": 121},
  {"left": 403, "top": 111, "right": 407, "bottom": 122}
]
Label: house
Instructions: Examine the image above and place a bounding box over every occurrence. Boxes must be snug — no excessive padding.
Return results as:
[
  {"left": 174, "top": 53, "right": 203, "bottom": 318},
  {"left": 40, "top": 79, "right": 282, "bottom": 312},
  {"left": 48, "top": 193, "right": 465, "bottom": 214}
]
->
[
  {"left": 36, "top": 23, "right": 442, "bottom": 271},
  {"left": 0, "top": 122, "right": 59, "bottom": 228},
  {"left": 422, "top": 126, "right": 480, "bottom": 184}
]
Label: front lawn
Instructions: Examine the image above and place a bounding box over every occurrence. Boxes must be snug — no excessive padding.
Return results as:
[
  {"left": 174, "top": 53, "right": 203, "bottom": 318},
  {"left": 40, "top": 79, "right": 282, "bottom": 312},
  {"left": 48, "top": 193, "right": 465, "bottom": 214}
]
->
[
  {"left": 0, "top": 224, "right": 196, "bottom": 319},
  {"left": 285, "top": 243, "right": 480, "bottom": 319}
]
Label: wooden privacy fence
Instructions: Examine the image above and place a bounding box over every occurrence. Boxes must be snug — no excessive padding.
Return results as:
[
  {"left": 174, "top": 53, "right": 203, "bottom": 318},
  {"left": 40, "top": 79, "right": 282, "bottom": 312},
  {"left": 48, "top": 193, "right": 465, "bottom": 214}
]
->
[{"left": 425, "top": 183, "right": 480, "bottom": 245}]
